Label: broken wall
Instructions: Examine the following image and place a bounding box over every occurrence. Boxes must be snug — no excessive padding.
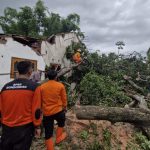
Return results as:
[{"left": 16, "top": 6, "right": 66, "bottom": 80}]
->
[
  {"left": 0, "top": 36, "right": 45, "bottom": 90},
  {"left": 41, "top": 32, "right": 79, "bottom": 68}
]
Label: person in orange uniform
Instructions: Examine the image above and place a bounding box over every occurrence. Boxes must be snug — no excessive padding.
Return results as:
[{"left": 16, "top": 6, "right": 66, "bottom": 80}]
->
[
  {"left": 0, "top": 61, "right": 42, "bottom": 150},
  {"left": 73, "top": 49, "right": 82, "bottom": 63},
  {"left": 41, "top": 69, "right": 67, "bottom": 150}
]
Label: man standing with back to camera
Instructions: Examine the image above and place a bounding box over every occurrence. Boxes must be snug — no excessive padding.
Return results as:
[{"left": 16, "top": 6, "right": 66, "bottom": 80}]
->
[
  {"left": 0, "top": 61, "right": 42, "bottom": 150},
  {"left": 41, "top": 69, "right": 67, "bottom": 150}
]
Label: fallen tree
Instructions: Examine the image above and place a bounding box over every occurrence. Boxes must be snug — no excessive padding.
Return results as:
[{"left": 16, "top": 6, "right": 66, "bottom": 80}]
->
[
  {"left": 76, "top": 106, "right": 150, "bottom": 138},
  {"left": 76, "top": 106, "right": 150, "bottom": 126}
]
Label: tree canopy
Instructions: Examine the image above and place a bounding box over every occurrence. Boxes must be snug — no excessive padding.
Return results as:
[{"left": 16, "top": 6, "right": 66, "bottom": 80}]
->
[
  {"left": 65, "top": 48, "right": 150, "bottom": 107},
  {"left": 0, "top": 0, "right": 83, "bottom": 38}
]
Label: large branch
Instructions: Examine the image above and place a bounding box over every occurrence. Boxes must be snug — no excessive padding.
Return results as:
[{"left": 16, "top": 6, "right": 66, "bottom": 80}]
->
[
  {"left": 136, "top": 72, "right": 150, "bottom": 82},
  {"left": 57, "top": 67, "right": 72, "bottom": 77},
  {"left": 40, "top": 64, "right": 81, "bottom": 84},
  {"left": 123, "top": 75, "right": 145, "bottom": 94},
  {"left": 76, "top": 106, "right": 150, "bottom": 126},
  {"left": 128, "top": 94, "right": 148, "bottom": 109},
  {"left": 57, "top": 63, "right": 81, "bottom": 77}
]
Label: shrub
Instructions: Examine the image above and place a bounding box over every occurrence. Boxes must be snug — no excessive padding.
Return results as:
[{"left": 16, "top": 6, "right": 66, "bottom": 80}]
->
[
  {"left": 80, "top": 72, "right": 131, "bottom": 106},
  {"left": 135, "top": 132, "right": 150, "bottom": 150}
]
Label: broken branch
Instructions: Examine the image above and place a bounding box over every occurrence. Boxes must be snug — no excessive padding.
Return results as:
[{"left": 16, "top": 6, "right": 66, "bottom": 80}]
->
[{"left": 123, "top": 75, "right": 145, "bottom": 94}]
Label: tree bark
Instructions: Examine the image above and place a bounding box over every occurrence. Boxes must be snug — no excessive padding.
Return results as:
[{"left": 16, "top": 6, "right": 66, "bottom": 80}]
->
[
  {"left": 128, "top": 94, "right": 148, "bottom": 109},
  {"left": 123, "top": 75, "right": 145, "bottom": 94},
  {"left": 76, "top": 106, "right": 150, "bottom": 126},
  {"left": 57, "top": 67, "right": 72, "bottom": 77},
  {"left": 58, "top": 63, "right": 81, "bottom": 77}
]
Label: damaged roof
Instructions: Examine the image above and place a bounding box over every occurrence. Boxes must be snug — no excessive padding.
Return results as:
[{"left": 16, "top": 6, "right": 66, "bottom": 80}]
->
[
  {"left": 0, "top": 34, "right": 42, "bottom": 55},
  {"left": 0, "top": 32, "right": 80, "bottom": 55}
]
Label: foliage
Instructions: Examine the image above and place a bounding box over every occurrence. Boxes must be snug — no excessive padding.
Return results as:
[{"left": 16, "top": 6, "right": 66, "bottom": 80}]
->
[
  {"left": 87, "top": 52, "right": 119, "bottom": 76},
  {"left": 135, "top": 132, "right": 150, "bottom": 150},
  {"left": 116, "top": 41, "right": 125, "bottom": 55},
  {"left": 66, "top": 86, "right": 78, "bottom": 108},
  {"left": 0, "top": 0, "right": 82, "bottom": 38},
  {"left": 66, "top": 49, "right": 150, "bottom": 107},
  {"left": 147, "top": 48, "right": 150, "bottom": 63},
  {"left": 90, "top": 122, "right": 98, "bottom": 136},
  {"left": 126, "top": 142, "right": 140, "bottom": 150},
  {"left": 102, "top": 129, "right": 112, "bottom": 149},
  {"left": 86, "top": 129, "right": 112, "bottom": 150},
  {"left": 80, "top": 72, "right": 131, "bottom": 106},
  {"left": 75, "top": 50, "right": 150, "bottom": 97},
  {"left": 115, "top": 41, "right": 125, "bottom": 49},
  {"left": 87, "top": 140, "right": 102, "bottom": 150},
  {"left": 86, "top": 51, "right": 149, "bottom": 82},
  {"left": 126, "top": 132, "right": 150, "bottom": 150},
  {"left": 80, "top": 130, "right": 89, "bottom": 141}
]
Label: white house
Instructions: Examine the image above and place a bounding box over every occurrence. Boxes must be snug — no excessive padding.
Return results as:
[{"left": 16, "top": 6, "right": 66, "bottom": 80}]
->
[
  {"left": 0, "top": 34, "right": 45, "bottom": 90},
  {"left": 0, "top": 32, "right": 80, "bottom": 90},
  {"left": 41, "top": 32, "right": 79, "bottom": 68}
]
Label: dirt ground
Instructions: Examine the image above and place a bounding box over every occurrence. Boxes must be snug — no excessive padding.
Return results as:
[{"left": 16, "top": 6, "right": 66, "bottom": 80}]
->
[{"left": 31, "top": 110, "right": 137, "bottom": 150}]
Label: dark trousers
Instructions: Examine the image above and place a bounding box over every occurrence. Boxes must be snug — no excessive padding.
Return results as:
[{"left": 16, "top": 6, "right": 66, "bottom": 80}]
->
[
  {"left": 1, "top": 123, "right": 34, "bottom": 150},
  {"left": 43, "top": 110, "right": 66, "bottom": 140}
]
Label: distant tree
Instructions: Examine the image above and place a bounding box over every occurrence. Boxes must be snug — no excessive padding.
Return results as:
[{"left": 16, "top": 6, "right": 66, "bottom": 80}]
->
[
  {"left": 43, "top": 13, "right": 62, "bottom": 36},
  {"left": 115, "top": 41, "right": 125, "bottom": 55},
  {"left": 62, "top": 13, "right": 80, "bottom": 32},
  {"left": 0, "top": 0, "right": 82, "bottom": 38},
  {"left": 34, "top": 0, "right": 46, "bottom": 35},
  {"left": 147, "top": 48, "right": 150, "bottom": 63}
]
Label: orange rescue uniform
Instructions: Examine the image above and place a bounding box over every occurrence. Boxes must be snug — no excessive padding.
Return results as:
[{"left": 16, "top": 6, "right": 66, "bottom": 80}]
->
[
  {"left": 0, "top": 79, "right": 42, "bottom": 127},
  {"left": 73, "top": 52, "right": 82, "bottom": 63},
  {"left": 41, "top": 80, "right": 67, "bottom": 116}
]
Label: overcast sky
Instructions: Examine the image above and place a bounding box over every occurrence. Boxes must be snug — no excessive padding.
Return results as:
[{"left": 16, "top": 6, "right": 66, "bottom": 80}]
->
[{"left": 0, "top": 0, "right": 150, "bottom": 54}]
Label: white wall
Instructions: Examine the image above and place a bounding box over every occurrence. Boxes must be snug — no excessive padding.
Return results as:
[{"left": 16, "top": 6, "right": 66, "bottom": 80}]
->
[
  {"left": 0, "top": 37, "right": 45, "bottom": 90},
  {"left": 41, "top": 32, "right": 79, "bottom": 67}
]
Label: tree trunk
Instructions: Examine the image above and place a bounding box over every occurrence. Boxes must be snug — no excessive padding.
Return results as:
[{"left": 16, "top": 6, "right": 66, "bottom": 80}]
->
[{"left": 76, "top": 106, "right": 150, "bottom": 126}]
